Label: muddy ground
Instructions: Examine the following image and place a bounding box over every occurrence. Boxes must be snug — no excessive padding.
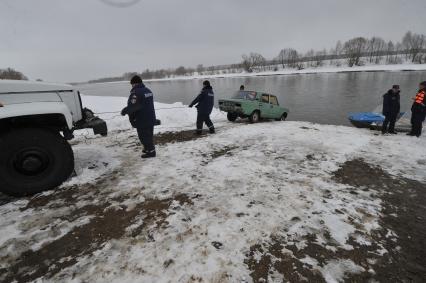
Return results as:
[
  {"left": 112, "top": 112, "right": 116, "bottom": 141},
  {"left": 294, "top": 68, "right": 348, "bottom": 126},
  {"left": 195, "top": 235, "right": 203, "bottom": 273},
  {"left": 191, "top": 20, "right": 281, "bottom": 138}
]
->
[
  {"left": 0, "top": 129, "right": 425, "bottom": 282},
  {"left": 245, "top": 159, "right": 426, "bottom": 282}
]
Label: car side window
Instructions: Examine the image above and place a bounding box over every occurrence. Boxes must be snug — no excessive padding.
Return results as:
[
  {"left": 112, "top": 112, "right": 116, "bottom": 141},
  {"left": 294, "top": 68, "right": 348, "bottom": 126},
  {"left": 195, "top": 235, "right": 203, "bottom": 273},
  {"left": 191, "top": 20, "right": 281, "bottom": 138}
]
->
[
  {"left": 261, "top": 94, "right": 269, "bottom": 103},
  {"left": 270, "top": 96, "right": 279, "bottom": 106},
  {"left": 248, "top": 92, "right": 256, "bottom": 100}
]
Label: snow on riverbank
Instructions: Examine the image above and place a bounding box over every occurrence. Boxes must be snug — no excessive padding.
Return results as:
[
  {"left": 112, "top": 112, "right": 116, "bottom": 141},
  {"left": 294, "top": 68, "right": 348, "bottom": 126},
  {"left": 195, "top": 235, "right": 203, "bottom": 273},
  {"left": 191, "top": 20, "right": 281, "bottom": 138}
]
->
[
  {"left": 0, "top": 98, "right": 425, "bottom": 282},
  {"left": 97, "top": 63, "right": 426, "bottom": 84}
]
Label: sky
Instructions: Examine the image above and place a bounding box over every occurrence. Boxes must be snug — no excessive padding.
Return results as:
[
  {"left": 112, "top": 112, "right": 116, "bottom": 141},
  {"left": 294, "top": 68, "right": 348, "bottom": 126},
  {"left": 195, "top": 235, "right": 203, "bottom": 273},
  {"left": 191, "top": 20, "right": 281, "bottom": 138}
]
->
[{"left": 0, "top": 0, "right": 425, "bottom": 82}]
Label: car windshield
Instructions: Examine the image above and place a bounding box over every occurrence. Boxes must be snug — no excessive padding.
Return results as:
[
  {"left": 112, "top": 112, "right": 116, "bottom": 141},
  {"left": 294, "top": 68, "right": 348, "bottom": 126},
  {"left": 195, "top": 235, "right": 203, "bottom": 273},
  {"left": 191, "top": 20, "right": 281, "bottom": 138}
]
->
[{"left": 233, "top": 91, "right": 257, "bottom": 100}]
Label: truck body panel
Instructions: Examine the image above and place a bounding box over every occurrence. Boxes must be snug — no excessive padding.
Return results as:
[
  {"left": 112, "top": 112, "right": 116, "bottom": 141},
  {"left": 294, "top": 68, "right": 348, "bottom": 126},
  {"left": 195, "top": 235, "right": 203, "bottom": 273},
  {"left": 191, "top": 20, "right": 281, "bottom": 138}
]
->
[{"left": 0, "top": 102, "right": 74, "bottom": 129}]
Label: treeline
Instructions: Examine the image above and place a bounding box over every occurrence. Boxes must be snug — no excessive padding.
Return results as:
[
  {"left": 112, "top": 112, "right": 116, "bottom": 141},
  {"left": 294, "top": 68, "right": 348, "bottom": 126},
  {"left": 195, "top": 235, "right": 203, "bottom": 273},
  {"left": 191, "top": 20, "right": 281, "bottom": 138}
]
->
[
  {"left": 89, "top": 31, "right": 426, "bottom": 83},
  {"left": 88, "top": 65, "right": 237, "bottom": 83},
  {"left": 242, "top": 31, "right": 426, "bottom": 72},
  {"left": 0, "top": 68, "right": 28, "bottom": 80}
]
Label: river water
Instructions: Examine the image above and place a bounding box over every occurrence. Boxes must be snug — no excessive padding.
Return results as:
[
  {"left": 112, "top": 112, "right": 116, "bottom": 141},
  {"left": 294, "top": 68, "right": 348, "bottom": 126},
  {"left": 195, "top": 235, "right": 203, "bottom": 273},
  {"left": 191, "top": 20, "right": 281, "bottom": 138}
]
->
[{"left": 78, "top": 71, "right": 426, "bottom": 126}]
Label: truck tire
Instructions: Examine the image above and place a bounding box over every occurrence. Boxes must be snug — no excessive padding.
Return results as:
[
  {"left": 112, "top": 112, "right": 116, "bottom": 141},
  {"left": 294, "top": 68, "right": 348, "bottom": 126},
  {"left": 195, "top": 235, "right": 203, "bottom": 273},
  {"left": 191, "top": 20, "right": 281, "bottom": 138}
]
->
[
  {"left": 0, "top": 128, "right": 74, "bottom": 196},
  {"left": 227, "top": 113, "right": 238, "bottom": 122},
  {"left": 249, "top": 111, "right": 260, "bottom": 123}
]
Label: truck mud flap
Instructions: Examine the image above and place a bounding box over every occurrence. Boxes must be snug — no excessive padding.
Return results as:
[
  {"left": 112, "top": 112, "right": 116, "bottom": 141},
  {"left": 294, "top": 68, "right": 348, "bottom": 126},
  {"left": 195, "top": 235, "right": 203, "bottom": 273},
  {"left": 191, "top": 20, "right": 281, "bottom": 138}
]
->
[
  {"left": 90, "top": 118, "right": 108, "bottom": 136},
  {"left": 74, "top": 108, "right": 108, "bottom": 136}
]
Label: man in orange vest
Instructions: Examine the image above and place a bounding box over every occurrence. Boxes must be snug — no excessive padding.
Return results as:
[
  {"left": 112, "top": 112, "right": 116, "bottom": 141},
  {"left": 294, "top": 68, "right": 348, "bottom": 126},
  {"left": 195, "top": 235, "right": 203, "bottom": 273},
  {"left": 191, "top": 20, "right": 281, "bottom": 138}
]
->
[{"left": 408, "top": 81, "right": 426, "bottom": 137}]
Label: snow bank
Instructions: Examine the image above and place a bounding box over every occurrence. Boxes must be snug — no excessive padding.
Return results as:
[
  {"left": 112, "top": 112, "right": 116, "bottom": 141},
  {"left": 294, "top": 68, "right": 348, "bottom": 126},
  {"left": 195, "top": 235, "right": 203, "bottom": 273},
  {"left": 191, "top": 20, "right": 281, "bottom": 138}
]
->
[{"left": 100, "top": 63, "right": 426, "bottom": 83}]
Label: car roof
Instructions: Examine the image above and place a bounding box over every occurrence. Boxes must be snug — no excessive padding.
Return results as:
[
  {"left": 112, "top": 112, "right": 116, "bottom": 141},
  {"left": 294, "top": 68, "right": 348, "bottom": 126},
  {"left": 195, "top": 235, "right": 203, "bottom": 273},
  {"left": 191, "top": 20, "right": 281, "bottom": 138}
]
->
[
  {"left": 240, "top": 91, "right": 275, "bottom": 95},
  {"left": 0, "top": 80, "right": 74, "bottom": 94}
]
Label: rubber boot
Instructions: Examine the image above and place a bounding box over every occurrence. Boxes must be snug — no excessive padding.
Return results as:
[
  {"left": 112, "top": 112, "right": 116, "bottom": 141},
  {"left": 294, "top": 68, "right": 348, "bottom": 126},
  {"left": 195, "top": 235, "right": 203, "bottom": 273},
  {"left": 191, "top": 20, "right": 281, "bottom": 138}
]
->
[{"left": 142, "top": 150, "right": 156, "bottom": 159}]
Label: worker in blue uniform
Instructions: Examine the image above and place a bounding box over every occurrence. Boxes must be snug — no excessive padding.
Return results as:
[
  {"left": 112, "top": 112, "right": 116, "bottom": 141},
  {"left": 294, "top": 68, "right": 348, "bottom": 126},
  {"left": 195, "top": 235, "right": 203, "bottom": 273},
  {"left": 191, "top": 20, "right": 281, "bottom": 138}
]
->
[
  {"left": 189, "top": 80, "right": 215, "bottom": 135},
  {"left": 121, "top": 75, "right": 157, "bottom": 158}
]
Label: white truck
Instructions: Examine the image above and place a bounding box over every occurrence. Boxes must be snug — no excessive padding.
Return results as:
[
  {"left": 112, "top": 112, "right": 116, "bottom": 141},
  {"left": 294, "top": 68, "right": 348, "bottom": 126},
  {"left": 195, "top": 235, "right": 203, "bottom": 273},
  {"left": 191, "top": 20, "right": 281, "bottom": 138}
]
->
[{"left": 0, "top": 80, "right": 107, "bottom": 196}]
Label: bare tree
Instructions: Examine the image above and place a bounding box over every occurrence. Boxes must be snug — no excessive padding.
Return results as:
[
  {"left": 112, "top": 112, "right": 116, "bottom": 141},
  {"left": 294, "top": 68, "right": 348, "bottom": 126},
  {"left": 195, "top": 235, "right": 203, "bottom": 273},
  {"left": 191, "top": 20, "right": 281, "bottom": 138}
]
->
[
  {"left": 241, "top": 53, "right": 266, "bottom": 72},
  {"left": 343, "top": 37, "right": 367, "bottom": 67},
  {"left": 276, "top": 48, "right": 299, "bottom": 68},
  {"left": 175, "top": 66, "right": 187, "bottom": 76},
  {"left": 385, "top": 41, "right": 395, "bottom": 64},
  {"left": 207, "top": 66, "right": 215, "bottom": 75},
  {"left": 335, "top": 40, "right": 343, "bottom": 56},
  {"left": 304, "top": 49, "right": 315, "bottom": 67},
  {"left": 196, "top": 64, "right": 204, "bottom": 75},
  {"left": 366, "top": 37, "right": 385, "bottom": 64},
  {"left": 277, "top": 49, "right": 288, "bottom": 68},
  {"left": 314, "top": 49, "right": 327, "bottom": 67},
  {"left": 0, "top": 68, "right": 28, "bottom": 80},
  {"left": 402, "top": 31, "right": 426, "bottom": 63}
]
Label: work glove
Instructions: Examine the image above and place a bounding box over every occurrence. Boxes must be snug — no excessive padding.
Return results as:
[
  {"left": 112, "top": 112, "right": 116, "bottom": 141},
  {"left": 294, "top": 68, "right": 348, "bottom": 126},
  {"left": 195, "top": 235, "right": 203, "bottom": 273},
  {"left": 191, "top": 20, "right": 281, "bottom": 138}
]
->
[{"left": 121, "top": 107, "right": 127, "bottom": 116}]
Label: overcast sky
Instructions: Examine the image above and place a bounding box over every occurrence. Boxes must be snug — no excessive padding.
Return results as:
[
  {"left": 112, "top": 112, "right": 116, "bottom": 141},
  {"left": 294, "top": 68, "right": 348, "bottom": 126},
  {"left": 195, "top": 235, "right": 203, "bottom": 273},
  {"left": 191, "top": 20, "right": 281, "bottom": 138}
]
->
[{"left": 0, "top": 0, "right": 425, "bottom": 82}]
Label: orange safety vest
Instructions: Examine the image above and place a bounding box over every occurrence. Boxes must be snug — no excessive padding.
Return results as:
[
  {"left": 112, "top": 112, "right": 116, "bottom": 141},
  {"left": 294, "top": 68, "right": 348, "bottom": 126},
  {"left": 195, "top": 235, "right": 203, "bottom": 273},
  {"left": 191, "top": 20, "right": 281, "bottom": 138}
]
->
[{"left": 415, "top": 90, "right": 425, "bottom": 105}]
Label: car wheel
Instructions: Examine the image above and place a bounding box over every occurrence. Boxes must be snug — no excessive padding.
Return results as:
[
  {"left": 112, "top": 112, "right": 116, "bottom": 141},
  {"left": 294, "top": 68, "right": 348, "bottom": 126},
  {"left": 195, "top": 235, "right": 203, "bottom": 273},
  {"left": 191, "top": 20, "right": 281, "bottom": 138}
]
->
[
  {"left": 227, "top": 113, "right": 238, "bottom": 122},
  {"left": 279, "top": 113, "right": 287, "bottom": 121},
  {"left": 249, "top": 111, "right": 260, "bottom": 123},
  {"left": 0, "top": 128, "right": 74, "bottom": 196}
]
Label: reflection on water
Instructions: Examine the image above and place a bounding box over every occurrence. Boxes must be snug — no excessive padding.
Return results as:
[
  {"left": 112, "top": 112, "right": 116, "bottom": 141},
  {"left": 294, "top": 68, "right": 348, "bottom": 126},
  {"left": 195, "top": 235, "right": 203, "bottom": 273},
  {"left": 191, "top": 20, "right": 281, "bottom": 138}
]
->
[{"left": 78, "top": 71, "right": 426, "bottom": 126}]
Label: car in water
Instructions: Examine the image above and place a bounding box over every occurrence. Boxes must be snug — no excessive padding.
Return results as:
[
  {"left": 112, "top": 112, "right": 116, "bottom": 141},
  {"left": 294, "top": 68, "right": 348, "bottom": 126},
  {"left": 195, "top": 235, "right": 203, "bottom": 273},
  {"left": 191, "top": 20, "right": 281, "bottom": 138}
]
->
[{"left": 218, "top": 90, "right": 289, "bottom": 123}]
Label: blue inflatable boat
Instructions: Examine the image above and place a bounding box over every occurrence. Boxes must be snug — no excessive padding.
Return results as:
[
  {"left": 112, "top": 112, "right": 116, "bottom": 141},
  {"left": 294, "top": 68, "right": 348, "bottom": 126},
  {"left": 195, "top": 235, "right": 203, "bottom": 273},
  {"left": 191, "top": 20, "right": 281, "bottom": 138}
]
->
[{"left": 348, "top": 112, "right": 404, "bottom": 128}]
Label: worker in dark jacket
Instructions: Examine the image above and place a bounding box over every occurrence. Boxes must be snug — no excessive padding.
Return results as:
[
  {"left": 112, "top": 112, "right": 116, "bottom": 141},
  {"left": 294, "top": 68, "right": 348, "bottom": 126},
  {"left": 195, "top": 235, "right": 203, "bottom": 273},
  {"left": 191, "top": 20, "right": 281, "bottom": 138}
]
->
[
  {"left": 189, "top": 80, "right": 215, "bottom": 135},
  {"left": 121, "top": 75, "right": 157, "bottom": 158},
  {"left": 382, "top": 85, "right": 401, "bottom": 134},
  {"left": 407, "top": 81, "right": 426, "bottom": 137}
]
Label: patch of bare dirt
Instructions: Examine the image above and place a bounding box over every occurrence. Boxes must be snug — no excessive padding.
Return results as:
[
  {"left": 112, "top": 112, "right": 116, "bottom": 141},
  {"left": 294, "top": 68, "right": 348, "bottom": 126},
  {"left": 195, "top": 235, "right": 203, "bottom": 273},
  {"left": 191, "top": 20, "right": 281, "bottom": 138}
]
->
[
  {"left": 0, "top": 193, "right": 194, "bottom": 283},
  {"left": 201, "top": 145, "right": 239, "bottom": 165},
  {"left": 245, "top": 233, "right": 380, "bottom": 283},
  {"left": 333, "top": 159, "right": 426, "bottom": 282},
  {"left": 155, "top": 130, "right": 212, "bottom": 145},
  {"left": 21, "top": 168, "right": 123, "bottom": 211},
  {"left": 244, "top": 159, "right": 426, "bottom": 282}
]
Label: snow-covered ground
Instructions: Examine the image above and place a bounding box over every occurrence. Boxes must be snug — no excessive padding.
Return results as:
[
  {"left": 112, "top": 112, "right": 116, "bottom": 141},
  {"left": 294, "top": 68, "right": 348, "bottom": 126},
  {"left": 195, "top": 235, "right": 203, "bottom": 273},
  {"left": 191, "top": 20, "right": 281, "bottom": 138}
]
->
[{"left": 0, "top": 96, "right": 425, "bottom": 283}]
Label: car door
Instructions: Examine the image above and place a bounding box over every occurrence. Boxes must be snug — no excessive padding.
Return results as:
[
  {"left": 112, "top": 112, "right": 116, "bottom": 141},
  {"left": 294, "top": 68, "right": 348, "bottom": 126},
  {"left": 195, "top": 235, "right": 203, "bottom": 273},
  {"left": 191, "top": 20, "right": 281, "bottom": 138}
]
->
[
  {"left": 259, "top": 93, "right": 272, "bottom": 118},
  {"left": 269, "top": 95, "right": 282, "bottom": 118}
]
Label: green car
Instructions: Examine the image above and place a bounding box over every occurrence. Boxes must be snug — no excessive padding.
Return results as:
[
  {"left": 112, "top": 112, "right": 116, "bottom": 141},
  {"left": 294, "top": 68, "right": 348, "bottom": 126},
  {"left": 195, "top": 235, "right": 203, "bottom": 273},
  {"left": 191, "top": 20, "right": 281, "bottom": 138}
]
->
[{"left": 219, "top": 91, "right": 289, "bottom": 123}]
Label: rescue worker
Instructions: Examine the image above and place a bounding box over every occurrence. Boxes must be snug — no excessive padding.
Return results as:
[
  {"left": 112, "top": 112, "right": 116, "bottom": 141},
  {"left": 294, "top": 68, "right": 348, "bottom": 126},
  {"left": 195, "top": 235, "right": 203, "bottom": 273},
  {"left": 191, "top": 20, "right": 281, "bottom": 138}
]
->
[
  {"left": 121, "top": 75, "right": 157, "bottom": 158},
  {"left": 189, "top": 80, "right": 215, "bottom": 135},
  {"left": 407, "top": 81, "right": 426, "bottom": 137},
  {"left": 382, "top": 85, "right": 400, "bottom": 134}
]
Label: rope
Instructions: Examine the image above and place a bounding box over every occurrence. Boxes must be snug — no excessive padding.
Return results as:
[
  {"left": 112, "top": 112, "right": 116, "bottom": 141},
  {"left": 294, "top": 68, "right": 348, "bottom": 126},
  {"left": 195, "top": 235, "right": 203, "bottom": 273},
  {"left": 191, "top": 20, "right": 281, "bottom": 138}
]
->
[
  {"left": 75, "top": 107, "right": 228, "bottom": 146},
  {"left": 94, "top": 106, "right": 190, "bottom": 115}
]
